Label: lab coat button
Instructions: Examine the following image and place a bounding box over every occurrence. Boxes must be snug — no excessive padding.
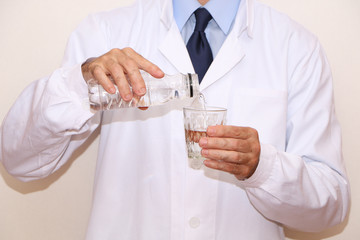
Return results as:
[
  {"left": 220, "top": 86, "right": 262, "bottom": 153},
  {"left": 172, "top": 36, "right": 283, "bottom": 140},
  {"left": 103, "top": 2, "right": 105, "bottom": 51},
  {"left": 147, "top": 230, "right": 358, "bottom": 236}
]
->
[{"left": 189, "top": 217, "right": 200, "bottom": 228}]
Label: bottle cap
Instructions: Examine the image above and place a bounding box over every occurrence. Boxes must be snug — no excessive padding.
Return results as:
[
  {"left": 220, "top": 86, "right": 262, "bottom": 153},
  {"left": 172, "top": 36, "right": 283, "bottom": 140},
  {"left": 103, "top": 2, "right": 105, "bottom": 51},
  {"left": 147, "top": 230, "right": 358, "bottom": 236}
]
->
[{"left": 187, "top": 73, "right": 199, "bottom": 97}]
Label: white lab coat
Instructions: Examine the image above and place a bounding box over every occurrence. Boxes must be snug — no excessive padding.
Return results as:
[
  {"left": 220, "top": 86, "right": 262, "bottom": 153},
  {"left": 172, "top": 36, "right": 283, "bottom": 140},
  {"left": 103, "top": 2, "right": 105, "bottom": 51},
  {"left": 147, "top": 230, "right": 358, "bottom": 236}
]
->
[{"left": 0, "top": 0, "right": 350, "bottom": 239}]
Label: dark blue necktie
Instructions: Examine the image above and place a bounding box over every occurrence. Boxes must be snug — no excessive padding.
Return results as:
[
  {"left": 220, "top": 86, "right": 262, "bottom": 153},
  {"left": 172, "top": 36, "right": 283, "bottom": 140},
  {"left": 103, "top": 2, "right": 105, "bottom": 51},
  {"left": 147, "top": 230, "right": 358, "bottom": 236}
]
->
[{"left": 186, "top": 8, "right": 213, "bottom": 83}]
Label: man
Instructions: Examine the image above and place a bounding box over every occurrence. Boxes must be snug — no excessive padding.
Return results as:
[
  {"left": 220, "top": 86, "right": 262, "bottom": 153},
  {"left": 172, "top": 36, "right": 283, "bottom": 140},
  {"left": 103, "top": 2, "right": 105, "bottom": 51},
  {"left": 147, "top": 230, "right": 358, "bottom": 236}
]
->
[{"left": 0, "top": 0, "right": 350, "bottom": 239}]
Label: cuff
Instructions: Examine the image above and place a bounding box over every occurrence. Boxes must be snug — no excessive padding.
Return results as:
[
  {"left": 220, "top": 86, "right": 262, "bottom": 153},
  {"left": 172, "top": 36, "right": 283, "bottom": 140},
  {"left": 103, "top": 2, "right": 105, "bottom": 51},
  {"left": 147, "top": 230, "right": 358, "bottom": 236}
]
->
[
  {"left": 62, "top": 63, "right": 89, "bottom": 100},
  {"left": 42, "top": 64, "right": 94, "bottom": 133},
  {"left": 238, "top": 143, "right": 277, "bottom": 188}
]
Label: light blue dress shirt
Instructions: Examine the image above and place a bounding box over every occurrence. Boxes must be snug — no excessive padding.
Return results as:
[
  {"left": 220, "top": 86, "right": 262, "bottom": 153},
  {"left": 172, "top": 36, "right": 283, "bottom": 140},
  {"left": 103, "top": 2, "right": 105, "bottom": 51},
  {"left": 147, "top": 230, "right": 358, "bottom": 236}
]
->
[{"left": 173, "top": 0, "right": 241, "bottom": 58}]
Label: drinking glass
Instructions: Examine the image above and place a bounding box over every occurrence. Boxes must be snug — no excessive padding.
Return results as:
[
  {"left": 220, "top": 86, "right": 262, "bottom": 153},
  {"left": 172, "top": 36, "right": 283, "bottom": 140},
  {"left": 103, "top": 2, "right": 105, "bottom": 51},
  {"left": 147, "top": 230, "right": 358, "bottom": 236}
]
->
[{"left": 183, "top": 106, "right": 227, "bottom": 169}]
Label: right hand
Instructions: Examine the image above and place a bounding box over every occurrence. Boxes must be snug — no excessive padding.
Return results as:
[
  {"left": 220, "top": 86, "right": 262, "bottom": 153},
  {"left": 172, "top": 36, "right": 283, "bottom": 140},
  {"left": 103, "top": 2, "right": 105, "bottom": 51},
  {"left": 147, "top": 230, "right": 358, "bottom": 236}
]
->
[{"left": 81, "top": 47, "right": 164, "bottom": 102}]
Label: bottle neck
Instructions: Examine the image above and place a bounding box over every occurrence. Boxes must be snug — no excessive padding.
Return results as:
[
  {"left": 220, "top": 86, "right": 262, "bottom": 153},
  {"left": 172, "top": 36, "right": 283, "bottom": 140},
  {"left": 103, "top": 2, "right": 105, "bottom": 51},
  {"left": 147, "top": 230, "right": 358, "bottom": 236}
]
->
[
  {"left": 187, "top": 73, "right": 200, "bottom": 98},
  {"left": 188, "top": 73, "right": 195, "bottom": 97}
]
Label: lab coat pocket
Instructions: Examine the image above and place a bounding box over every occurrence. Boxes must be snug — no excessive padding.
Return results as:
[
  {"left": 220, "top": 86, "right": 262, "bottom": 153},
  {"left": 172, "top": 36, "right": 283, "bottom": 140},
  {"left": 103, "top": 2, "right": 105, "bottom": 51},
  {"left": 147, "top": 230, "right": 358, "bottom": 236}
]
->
[{"left": 227, "top": 87, "right": 288, "bottom": 150}]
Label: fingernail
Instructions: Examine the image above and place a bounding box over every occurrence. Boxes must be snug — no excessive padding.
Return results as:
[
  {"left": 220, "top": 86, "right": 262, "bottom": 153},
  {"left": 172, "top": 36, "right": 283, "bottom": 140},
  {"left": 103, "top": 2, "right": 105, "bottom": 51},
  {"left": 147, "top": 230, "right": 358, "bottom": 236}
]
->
[
  {"left": 109, "top": 86, "right": 116, "bottom": 94},
  {"left": 125, "top": 94, "right": 132, "bottom": 101},
  {"left": 158, "top": 69, "right": 165, "bottom": 76},
  {"left": 199, "top": 138, "right": 207, "bottom": 146},
  {"left": 203, "top": 160, "right": 212, "bottom": 167},
  {"left": 202, "top": 149, "right": 209, "bottom": 156},
  {"left": 139, "top": 87, "right": 146, "bottom": 95},
  {"left": 155, "top": 67, "right": 164, "bottom": 75},
  {"left": 208, "top": 127, "right": 215, "bottom": 135}
]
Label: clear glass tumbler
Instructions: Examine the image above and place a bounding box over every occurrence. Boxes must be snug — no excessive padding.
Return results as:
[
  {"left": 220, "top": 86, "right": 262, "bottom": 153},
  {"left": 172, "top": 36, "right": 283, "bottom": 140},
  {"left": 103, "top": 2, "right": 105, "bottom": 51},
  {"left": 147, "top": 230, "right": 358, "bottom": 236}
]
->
[{"left": 183, "top": 106, "right": 227, "bottom": 169}]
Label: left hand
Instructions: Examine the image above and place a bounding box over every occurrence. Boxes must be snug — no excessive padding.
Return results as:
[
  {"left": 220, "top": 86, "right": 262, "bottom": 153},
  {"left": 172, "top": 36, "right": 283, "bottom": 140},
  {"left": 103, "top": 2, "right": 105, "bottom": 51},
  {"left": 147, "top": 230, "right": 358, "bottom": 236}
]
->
[{"left": 199, "top": 125, "right": 261, "bottom": 180}]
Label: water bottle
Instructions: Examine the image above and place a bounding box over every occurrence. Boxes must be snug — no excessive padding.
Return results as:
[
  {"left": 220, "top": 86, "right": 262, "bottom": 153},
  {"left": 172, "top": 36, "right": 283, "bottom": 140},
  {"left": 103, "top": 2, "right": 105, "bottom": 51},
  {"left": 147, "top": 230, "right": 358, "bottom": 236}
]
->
[{"left": 87, "top": 72, "right": 199, "bottom": 111}]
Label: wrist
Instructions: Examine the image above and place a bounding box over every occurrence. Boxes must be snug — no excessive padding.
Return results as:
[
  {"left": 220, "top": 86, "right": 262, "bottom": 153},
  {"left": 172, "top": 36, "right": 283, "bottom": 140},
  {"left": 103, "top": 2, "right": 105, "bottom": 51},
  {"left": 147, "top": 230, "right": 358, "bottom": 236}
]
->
[{"left": 81, "top": 57, "right": 97, "bottom": 82}]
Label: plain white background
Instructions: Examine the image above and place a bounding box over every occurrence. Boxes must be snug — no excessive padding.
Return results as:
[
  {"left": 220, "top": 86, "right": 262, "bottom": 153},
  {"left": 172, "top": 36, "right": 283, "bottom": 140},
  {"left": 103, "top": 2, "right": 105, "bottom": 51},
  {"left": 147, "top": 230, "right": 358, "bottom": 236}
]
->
[{"left": 0, "top": 0, "right": 359, "bottom": 239}]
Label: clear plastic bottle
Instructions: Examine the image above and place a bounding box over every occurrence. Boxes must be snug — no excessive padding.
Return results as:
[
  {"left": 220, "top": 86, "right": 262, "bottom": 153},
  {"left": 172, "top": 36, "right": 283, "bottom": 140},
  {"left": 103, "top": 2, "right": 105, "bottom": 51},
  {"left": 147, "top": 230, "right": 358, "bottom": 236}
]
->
[{"left": 87, "top": 72, "right": 199, "bottom": 111}]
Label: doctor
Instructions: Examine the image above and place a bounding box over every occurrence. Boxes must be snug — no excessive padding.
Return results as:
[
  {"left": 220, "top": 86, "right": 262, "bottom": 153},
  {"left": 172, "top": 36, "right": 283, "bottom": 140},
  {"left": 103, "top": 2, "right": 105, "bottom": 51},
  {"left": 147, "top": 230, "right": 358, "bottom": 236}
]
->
[
  {"left": 80, "top": 0, "right": 260, "bottom": 182},
  {"left": 0, "top": 0, "right": 350, "bottom": 239}
]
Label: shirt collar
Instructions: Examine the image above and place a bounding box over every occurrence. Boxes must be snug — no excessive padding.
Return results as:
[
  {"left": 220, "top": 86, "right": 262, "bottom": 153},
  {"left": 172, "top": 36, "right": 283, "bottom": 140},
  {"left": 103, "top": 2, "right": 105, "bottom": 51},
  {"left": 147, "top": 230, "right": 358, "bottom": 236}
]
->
[{"left": 173, "top": 0, "right": 241, "bottom": 35}]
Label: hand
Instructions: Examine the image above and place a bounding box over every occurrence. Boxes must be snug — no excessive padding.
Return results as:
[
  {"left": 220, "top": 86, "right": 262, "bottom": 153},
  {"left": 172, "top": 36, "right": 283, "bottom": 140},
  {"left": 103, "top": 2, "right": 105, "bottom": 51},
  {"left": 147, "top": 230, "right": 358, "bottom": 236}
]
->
[
  {"left": 81, "top": 48, "right": 164, "bottom": 102},
  {"left": 199, "top": 125, "right": 261, "bottom": 180}
]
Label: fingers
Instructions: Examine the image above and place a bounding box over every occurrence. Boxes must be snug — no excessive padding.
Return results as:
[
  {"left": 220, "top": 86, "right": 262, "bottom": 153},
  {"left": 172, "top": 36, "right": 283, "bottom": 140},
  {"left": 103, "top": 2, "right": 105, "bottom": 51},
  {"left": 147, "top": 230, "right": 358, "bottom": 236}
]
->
[
  {"left": 207, "top": 125, "right": 258, "bottom": 140},
  {"left": 201, "top": 148, "right": 250, "bottom": 164},
  {"left": 116, "top": 48, "right": 146, "bottom": 97},
  {"left": 92, "top": 65, "right": 116, "bottom": 94},
  {"left": 199, "top": 137, "right": 251, "bottom": 152},
  {"left": 81, "top": 47, "right": 164, "bottom": 101},
  {"left": 200, "top": 125, "right": 261, "bottom": 179},
  {"left": 123, "top": 47, "right": 164, "bottom": 78},
  {"left": 203, "top": 159, "right": 256, "bottom": 180},
  {"left": 202, "top": 145, "right": 259, "bottom": 179}
]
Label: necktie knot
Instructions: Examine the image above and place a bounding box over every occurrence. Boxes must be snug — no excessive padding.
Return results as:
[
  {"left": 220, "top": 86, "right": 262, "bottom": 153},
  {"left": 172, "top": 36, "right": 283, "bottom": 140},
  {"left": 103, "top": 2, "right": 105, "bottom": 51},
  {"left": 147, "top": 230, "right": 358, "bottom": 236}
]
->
[{"left": 194, "top": 8, "right": 213, "bottom": 32}]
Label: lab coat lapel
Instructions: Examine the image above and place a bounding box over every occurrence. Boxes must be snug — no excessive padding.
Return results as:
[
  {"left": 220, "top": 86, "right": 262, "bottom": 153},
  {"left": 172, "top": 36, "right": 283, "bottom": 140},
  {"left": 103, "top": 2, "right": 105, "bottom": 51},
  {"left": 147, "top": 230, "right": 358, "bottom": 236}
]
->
[
  {"left": 158, "top": 0, "right": 194, "bottom": 74},
  {"left": 200, "top": 0, "right": 253, "bottom": 91},
  {"left": 158, "top": 23, "right": 194, "bottom": 74},
  {"left": 158, "top": 0, "right": 254, "bottom": 88},
  {"left": 200, "top": 34, "right": 245, "bottom": 91}
]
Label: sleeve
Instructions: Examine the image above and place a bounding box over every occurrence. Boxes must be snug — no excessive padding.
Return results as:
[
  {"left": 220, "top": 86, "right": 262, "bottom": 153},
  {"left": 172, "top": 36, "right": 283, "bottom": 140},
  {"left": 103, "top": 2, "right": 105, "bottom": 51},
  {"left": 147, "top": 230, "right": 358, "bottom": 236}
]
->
[
  {"left": 0, "top": 14, "right": 109, "bottom": 182},
  {"left": 238, "top": 35, "right": 350, "bottom": 231}
]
